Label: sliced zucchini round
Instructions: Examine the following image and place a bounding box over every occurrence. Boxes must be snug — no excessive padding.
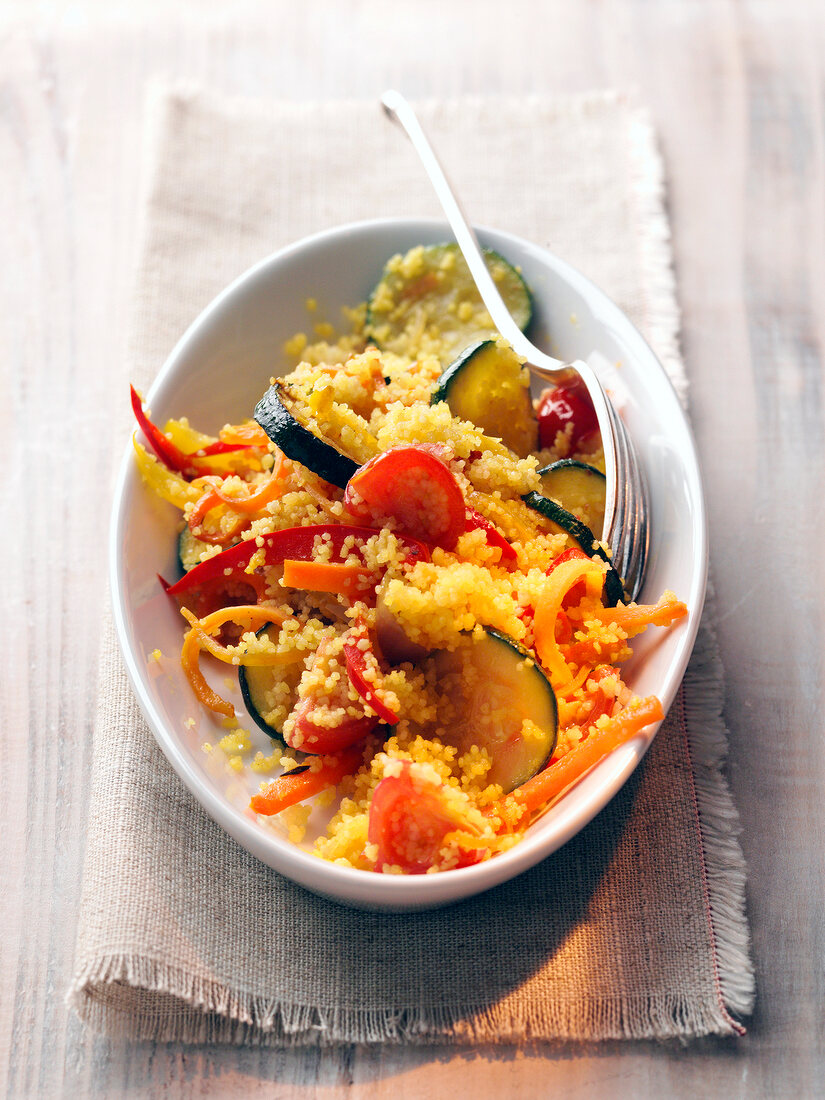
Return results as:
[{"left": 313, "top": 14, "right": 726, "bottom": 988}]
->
[
  {"left": 521, "top": 491, "right": 624, "bottom": 607},
  {"left": 537, "top": 459, "right": 606, "bottom": 539},
  {"left": 239, "top": 624, "right": 304, "bottom": 742},
  {"left": 365, "top": 243, "right": 532, "bottom": 363},
  {"left": 178, "top": 525, "right": 211, "bottom": 572},
  {"left": 254, "top": 381, "right": 359, "bottom": 488},
  {"left": 431, "top": 628, "right": 557, "bottom": 793},
  {"left": 431, "top": 339, "right": 538, "bottom": 457}
]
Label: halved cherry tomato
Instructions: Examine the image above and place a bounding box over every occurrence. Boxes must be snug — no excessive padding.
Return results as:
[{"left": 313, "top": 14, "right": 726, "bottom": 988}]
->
[
  {"left": 368, "top": 762, "right": 482, "bottom": 874},
  {"left": 537, "top": 379, "right": 599, "bottom": 451},
  {"left": 286, "top": 697, "right": 378, "bottom": 755},
  {"left": 344, "top": 446, "right": 466, "bottom": 550}
]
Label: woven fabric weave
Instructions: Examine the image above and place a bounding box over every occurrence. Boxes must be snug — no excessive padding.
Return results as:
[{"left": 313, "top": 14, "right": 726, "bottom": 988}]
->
[{"left": 68, "top": 87, "right": 754, "bottom": 1043}]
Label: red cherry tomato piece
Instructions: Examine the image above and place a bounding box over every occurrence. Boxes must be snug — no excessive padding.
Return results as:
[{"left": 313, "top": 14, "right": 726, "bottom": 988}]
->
[
  {"left": 286, "top": 698, "right": 378, "bottom": 755},
  {"left": 464, "top": 506, "right": 518, "bottom": 564},
  {"left": 344, "top": 446, "right": 466, "bottom": 550},
  {"left": 368, "top": 764, "right": 483, "bottom": 873},
  {"left": 536, "top": 379, "right": 599, "bottom": 451}
]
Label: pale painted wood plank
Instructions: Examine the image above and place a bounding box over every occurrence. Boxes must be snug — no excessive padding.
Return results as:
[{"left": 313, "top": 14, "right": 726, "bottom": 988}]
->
[{"left": 1, "top": 2, "right": 823, "bottom": 1097}]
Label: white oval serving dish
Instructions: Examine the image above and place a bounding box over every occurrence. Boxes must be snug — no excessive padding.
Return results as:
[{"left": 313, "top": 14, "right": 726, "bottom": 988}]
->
[{"left": 111, "top": 217, "right": 707, "bottom": 911}]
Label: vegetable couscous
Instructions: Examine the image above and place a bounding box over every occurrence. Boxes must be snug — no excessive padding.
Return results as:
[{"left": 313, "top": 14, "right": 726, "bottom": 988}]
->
[{"left": 132, "top": 243, "right": 686, "bottom": 874}]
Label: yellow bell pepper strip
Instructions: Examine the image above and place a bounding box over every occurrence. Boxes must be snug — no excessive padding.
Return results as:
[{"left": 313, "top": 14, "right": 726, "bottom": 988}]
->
[
  {"left": 133, "top": 439, "right": 201, "bottom": 510},
  {"left": 250, "top": 746, "right": 364, "bottom": 815}
]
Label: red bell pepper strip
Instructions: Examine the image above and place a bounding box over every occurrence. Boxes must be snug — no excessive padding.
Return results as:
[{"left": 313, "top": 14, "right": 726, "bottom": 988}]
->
[
  {"left": 464, "top": 506, "right": 518, "bottom": 564},
  {"left": 164, "top": 523, "right": 430, "bottom": 600},
  {"left": 343, "top": 626, "right": 400, "bottom": 726},
  {"left": 130, "top": 385, "right": 252, "bottom": 480}
]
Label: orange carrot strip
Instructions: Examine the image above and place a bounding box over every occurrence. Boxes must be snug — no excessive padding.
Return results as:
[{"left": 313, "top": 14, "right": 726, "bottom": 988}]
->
[
  {"left": 250, "top": 746, "right": 363, "bottom": 815},
  {"left": 282, "top": 559, "right": 370, "bottom": 599},
  {"left": 189, "top": 458, "right": 290, "bottom": 541},
  {"left": 186, "top": 620, "right": 303, "bottom": 667},
  {"left": 508, "top": 695, "right": 664, "bottom": 815},
  {"left": 583, "top": 592, "right": 688, "bottom": 637},
  {"left": 219, "top": 422, "right": 271, "bottom": 447},
  {"left": 556, "top": 664, "right": 590, "bottom": 698},
  {"left": 180, "top": 605, "right": 292, "bottom": 713},
  {"left": 212, "top": 454, "right": 289, "bottom": 512},
  {"left": 181, "top": 629, "right": 235, "bottom": 716},
  {"left": 187, "top": 604, "right": 289, "bottom": 634},
  {"left": 533, "top": 557, "right": 606, "bottom": 690}
]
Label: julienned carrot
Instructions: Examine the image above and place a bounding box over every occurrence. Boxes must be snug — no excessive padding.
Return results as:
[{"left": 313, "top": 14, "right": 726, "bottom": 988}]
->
[
  {"left": 180, "top": 604, "right": 291, "bottom": 714},
  {"left": 219, "top": 421, "right": 270, "bottom": 447},
  {"left": 188, "top": 456, "right": 290, "bottom": 543},
  {"left": 282, "top": 559, "right": 370, "bottom": 599},
  {"left": 181, "top": 629, "right": 235, "bottom": 716},
  {"left": 581, "top": 592, "right": 688, "bottom": 637},
  {"left": 509, "top": 695, "right": 665, "bottom": 814},
  {"left": 250, "top": 746, "right": 363, "bottom": 815},
  {"left": 533, "top": 556, "right": 606, "bottom": 690}
]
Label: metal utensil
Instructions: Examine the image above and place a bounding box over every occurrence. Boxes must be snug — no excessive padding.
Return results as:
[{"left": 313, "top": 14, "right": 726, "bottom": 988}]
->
[{"left": 381, "top": 89, "right": 649, "bottom": 601}]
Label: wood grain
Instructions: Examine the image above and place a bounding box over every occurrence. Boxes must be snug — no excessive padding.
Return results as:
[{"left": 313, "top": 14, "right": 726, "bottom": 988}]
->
[{"left": 2, "top": 1, "right": 823, "bottom": 1095}]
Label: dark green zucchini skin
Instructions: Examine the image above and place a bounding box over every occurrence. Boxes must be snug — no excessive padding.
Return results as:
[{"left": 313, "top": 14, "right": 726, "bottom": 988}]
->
[
  {"left": 365, "top": 242, "right": 532, "bottom": 361},
  {"left": 431, "top": 627, "right": 557, "bottom": 793},
  {"left": 431, "top": 339, "right": 537, "bottom": 457},
  {"left": 521, "top": 491, "right": 625, "bottom": 607},
  {"left": 238, "top": 624, "right": 290, "bottom": 743},
  {"left": 178, "top": 526, "right": 204, "bottom": 572},
  {"left": 537, "top": 458, "right": 606, "bottom": 482},
  {"left": 254, "top": 382, "right": 358, "bottom": 489}
]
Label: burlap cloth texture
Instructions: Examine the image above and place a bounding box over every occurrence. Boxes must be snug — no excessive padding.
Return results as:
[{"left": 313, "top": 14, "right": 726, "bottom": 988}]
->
[{"left": 68, "top": 87, "right": 755, "bottom": 1044}]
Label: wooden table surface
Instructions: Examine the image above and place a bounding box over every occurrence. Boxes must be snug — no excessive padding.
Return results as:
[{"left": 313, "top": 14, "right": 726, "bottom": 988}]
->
[{"left": 3, "top": 1, "right": 823, "bottom": 1096}]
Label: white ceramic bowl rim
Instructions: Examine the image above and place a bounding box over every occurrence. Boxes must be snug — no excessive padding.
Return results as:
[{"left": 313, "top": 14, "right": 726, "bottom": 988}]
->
[{"left": 111, "top": 217, "right": 707, "bottom": 910}]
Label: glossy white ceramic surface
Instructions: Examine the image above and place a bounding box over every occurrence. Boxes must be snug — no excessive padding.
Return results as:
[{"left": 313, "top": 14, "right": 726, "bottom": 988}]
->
[{"left": 111, "top": 218, "right": 707, "bottom": 911}]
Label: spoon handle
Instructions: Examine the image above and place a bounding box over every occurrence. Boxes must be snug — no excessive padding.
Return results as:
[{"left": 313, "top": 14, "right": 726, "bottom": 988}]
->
[
  {"left": 380, "top": 89, "right": 623, "bottom": 553},
  {"left": 381, "top": 89, "right": 552, "bottom": 361}
]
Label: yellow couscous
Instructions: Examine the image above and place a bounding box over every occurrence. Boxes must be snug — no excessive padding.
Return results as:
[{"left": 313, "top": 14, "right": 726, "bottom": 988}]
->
[{"left": 132, "top": 243, "right": 687, "bottom": 875}]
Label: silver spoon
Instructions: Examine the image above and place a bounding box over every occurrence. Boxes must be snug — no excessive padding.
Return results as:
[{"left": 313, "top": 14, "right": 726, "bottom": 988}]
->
[{"left": 381, "top": 89, "right": 649, "bottom": 602}]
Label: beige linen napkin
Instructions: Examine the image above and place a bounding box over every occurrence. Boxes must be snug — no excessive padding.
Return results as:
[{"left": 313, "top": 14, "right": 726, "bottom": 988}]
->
[{"left": 68, "top": 87, "right": 754, "bottom": 1043}]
